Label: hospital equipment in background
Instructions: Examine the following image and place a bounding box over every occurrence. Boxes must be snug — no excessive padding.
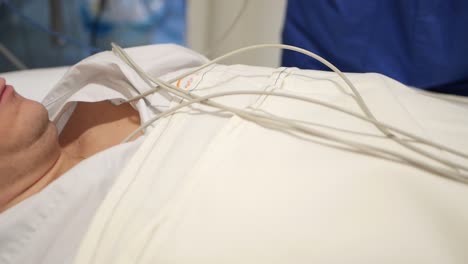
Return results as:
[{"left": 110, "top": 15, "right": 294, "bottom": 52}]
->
[
  {"left": 0, "top": 0, "right": 186, "bottom": 72},
  {"left": 187, "top": 0, "right": 286, "bottom": 66},
  {"left": 0, "top": 42, "right": 28, "bottom": 70},
  {"left": 0, "top": 0, "right": 286, "bottom": 72}
]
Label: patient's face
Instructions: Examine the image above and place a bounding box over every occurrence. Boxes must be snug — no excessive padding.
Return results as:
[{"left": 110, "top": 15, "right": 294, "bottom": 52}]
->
[
  {"left": 0, "top": 78, "right": 59, "bottom": 190},
  {"left": 0, "top": 78, "right": 51, "bottom": 152}
]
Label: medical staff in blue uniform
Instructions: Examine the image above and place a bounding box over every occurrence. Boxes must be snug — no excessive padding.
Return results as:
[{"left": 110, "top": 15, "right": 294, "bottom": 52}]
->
[{"left": 282, "top": 0, "right": 468, "bottom": 96}]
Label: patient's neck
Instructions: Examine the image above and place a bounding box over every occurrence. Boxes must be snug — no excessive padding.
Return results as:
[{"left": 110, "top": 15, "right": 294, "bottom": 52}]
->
[
  {"left": 0, "top": 101, "right": 142, "bottom": 213},
  {"left": 58, "top": 101, "right": 142, "bottom": 160},
  {"left": 0, "top": 151, "right": 81, "bottom": 212}
]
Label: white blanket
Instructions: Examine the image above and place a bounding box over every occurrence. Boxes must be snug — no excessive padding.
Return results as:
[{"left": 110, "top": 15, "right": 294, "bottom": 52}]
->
[{"left": 75, "top": 63, "right": 468, "bottom": 263}]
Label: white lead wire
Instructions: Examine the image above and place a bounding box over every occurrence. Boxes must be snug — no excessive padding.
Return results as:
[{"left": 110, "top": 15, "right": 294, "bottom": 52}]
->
[{"left": 112, "top": 43, "right": 468, "bottom": 184}]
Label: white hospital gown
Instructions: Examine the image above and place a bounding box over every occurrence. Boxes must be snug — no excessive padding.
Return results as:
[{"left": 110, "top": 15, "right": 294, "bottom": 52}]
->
[{"left": 0, "top": 44, "right": 207, "bottom": 264}]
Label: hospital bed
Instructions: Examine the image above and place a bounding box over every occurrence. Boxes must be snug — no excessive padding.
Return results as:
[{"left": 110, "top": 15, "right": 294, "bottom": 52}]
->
[{"left": 1, "top": 44, "right": 468, "bottom": 263}]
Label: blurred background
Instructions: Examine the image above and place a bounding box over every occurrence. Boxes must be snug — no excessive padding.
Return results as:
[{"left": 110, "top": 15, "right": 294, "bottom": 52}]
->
[
  {"left": 0, "top": 0, "right": 287, "bottom": 72},
  {"left": 2, "top": 0, "right": 464, "bottom": 95}
]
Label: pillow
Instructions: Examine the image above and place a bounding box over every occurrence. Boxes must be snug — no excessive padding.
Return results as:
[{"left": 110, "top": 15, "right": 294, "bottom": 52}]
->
[{"left": 0, "top": 67, "right": 69, "bottom": 102}]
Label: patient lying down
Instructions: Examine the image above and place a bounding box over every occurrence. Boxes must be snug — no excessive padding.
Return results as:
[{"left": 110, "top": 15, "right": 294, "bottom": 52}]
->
[
  {"left": 2, "top": 43, "right": 468, "bottom": 263},
  {"left": 0, "top": 77, "right": 142, "bottom": 212}
]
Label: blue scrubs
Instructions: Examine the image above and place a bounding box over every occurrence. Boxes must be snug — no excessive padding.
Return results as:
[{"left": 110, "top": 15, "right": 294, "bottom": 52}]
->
[{"left": 282, "top": 0, "right": 468, "bottom": 96}]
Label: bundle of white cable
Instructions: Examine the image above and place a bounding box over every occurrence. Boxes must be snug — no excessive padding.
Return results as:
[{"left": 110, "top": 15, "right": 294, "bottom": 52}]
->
[{"left": 111, "top": 43, "right": 468, "bottom": 184}]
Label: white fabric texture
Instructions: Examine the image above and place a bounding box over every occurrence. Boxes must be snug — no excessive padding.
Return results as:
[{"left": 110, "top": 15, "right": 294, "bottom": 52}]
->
[
  {"left": 0, "top": 67, "right": 69, "bottom": 102},
  {"left": 0, "top": 140, "right": 142, "bottom": 264},
  {"left": 76, "top": 65, "right": 468, "bottom": 264},
  {"left": 42, "top": 44, "right": 208, "bottom": 133},
  {"left": 0, "top": 44, "right": 208, "bottom": 264}
]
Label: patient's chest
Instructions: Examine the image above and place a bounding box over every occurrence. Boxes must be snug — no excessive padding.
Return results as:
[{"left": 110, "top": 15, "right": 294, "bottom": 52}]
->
[{"left": 59, "top": 101, "right": 142, "bottom": 159}]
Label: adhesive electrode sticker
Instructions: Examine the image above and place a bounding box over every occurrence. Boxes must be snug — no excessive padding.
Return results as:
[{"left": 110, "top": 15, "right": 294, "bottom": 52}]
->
[{"left": 176, "top": 72, "right": 204, "bottom": 91}]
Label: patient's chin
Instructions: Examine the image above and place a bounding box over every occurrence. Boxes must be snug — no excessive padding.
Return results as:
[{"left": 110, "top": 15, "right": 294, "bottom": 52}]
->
[{"left": 15, "top": 98, "right": 55, "bottom": 148}]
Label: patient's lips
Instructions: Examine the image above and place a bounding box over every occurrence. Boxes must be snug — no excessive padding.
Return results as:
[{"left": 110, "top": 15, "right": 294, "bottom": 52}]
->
[
  {"left": 0, "top": 80, "right": 5, "bottom": 103},
  {"left": 0, "top": 84, "right": 14, "bottom": 104}
]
